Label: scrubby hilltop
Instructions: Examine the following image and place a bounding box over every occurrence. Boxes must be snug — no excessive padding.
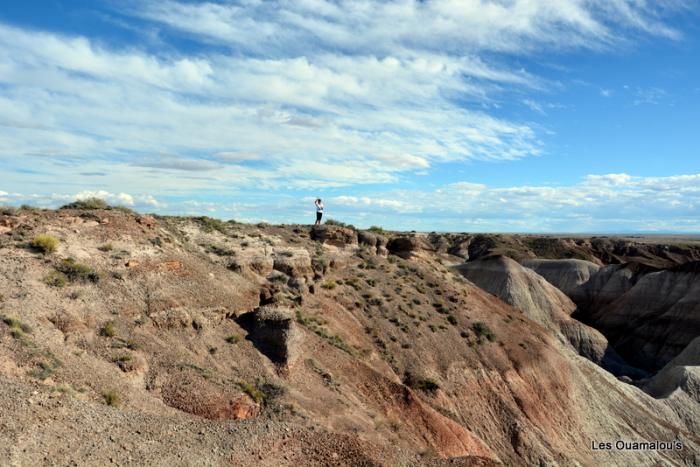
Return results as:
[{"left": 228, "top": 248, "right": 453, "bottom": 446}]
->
[{"left": 0, "top": 207, "right": 698, "bottom": 466}]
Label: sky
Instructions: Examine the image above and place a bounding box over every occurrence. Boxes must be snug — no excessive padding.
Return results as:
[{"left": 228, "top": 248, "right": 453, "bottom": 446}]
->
[{"left": 1, "top": 0, "right": 699, "bottom": 233}]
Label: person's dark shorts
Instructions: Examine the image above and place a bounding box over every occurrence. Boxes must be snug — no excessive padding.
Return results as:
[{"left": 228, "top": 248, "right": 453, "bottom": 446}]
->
[{"left": 316, "top": 212, "right": 322, "bottom": 222}]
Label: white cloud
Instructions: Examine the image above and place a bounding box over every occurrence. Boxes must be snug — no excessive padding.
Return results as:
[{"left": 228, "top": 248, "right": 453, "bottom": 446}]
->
[
  {"left": 320, "top": 173, "right": 700, "bottom": 231},
  {"left": 0, "top": 1, "right": 688, "bottom": 192}
]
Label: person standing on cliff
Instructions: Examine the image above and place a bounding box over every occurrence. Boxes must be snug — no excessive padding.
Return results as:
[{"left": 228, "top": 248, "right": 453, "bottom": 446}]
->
[{"left": 314, "top": 198, "right": 324, "bottom": 225}]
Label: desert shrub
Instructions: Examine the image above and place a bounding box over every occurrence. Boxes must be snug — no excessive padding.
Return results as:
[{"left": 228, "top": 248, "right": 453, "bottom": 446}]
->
[
  {"left": 100, "top": 322, "right": 115, "bottom": 337},
  {"left": 102, "top": 389, "right": 120, "bottom": 407},
  {"left": 0, "top": 206, "right": 18, "bottom": 215},
  {"left": 98, "top": 243, "right": 113, "bottom": 252},
  {"left": 296, "top": 310, "right": 355, "bottom": 355},
  {"left": 368, "top": 297, "right": 383, "bottom": 306},
  {"left": 31, "top": 235, "right": 59, "bottom": 254},
  {"left": 111, "top": 205, "right": 136, "bottom": 215},
  {"left": 446, "top": 315, "right": 458, "bottom": 325},
  {"left": 125, "top": 339, "right": 140, "bottom": 350},
  {"left": 307, "top": 358, "right": 335, "bottom": 386},
  {"left": 321, "top": 279, "right": 337, "bottom": 290},
  {"left": 238, "top": 380, "right": 265, "bottom": 404},
  {"left": 324, "top": 219, "right": 355, "bottom": 229},
  {"left": 44, "top": 271, "right": 68, "bottom": 288},
  {"left": 30, "top": 361, "right": 57, "bottom": 380},
  {"left": 60, "top": 197, "right": 108, "bottom": 210},
  {"left": 57, "top": 258, "right": 99, "bottom": 283},
  {"left": 225, "top": 334, "right": 241, "bottom": 344},
  {"left": 2, "top": 315, "right": 33, "bottom": 335},
  {"left": 472, "top": 321, "right": 496, "bottom": 342},
  {"left": 367, "top": 226, "right": 387, "bottom": 234},
  {"left": 195, "top": 216, "right": 228, "bottom": 234},
  {"left": 404, "top": 372, "right": 440, "bottom": 394}
]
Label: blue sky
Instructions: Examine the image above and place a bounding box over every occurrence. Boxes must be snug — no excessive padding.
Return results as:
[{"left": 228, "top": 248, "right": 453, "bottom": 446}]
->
[{"left": 1, "top": 1, "right": 699, "bottom": 232}]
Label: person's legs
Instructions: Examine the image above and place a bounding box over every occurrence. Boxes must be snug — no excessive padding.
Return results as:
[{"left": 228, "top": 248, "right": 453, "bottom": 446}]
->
[{"left": 315, "top": 212, "right": 322, "bottom": 225}]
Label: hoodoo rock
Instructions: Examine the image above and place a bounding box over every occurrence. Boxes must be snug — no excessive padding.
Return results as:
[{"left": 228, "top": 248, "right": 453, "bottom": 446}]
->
[{"left": 236, "top": 305, "right": 303, "bottom": 367}]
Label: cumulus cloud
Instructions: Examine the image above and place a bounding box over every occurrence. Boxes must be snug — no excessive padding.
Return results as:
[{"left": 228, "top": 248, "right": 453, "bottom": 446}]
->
[{"left": 325, "top": 173, "right": 700, "bottom": 232}]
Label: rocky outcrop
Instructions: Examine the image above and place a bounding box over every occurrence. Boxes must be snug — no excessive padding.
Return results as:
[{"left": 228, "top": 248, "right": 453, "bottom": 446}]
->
[
  {"left": 358, "top": 230, "right": 388, "bottom": 256},
  {"left": 228, "top": 250, "right": 274, "bottom": 277},
  {"left": 272, "top": 248, "right": 313, "bottom": 280},
  {"left": 310, "top": 225, "right": 358, "bottom": 247},
  {"left": 522, "top": 258, "right": 600, "bottom": 298},
  {"left": 386, "top": 235, "right": 434, "bottom": 259},
  {"left": 236, "top": 306, "right": 302, "bottom": 367},
  {"left": 456, "top": 256, "right": 640, "bottom": 376}
]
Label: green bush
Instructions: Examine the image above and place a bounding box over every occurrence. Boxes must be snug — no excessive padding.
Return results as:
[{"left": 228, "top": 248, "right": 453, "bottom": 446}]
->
[
  {"left": 102, "top": 389, "right": 120, "bottom": 407},
  {"left": 44, "top": 271, "right": 68, "bottom": 288},
  {"left": 57, "top": 258, "right": 99, "bottom": 283},
  {"left": 325, "top": 219, "right": 355, "bottom": 229},
  {"left": 368, "top": 226, "right": 387, "bottom": 234},
  {"left": 472, "top": 321, "right": 496, "bottom": 342},
  {"left": 225, "top": 334, "right": 241, "bottom": 344},
  {"left": 404, "top": 372, "right": 440, "bottom": 394},
  {"left": 60, "top": 198, "right": 108, "bottom": 210},
  {"left": 31, "top": 235, "right": 59, "bottom": 254},
  {"left": 238, "top": 380, "right": 265, "bottom": 404},
  {"left": 321, "top": 279, "right": 337, "bottom": 290},
  {"left": 100, "top": 322, "right": 115, "bottom": 337}
]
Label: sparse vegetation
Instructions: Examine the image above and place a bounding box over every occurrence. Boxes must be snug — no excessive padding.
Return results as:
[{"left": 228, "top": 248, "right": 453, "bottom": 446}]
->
[
  {"left": 56, "top": 257, "right": 99, "bottom": 283},
  {"left": 238, "top": 380, "right": 265, "bottom": 404},
  {"left": 102, "top": 389, "right": 121, "bottom": 407},
  {"left": 0, "top": 206, "right": 18, "bottom": 215},
  {"left": 60, "top": 197, "right": 109, "bottom": 210},
  {"left": 31, "top": 235, "right": 59, "bottom": 254},
  {"left": 306, "top": 358, "right": 336, "bottom": 387},
  {"left": 225, "top": 334, "right": 241, "bottom": 344},
  {"left": 324, "top": 218, "right": 355, "bottom": 229},
  {"left": 404, "top": 372, "right": 440, "bottom": 394},
  {"left": 367, "top": 226, "right": 387, "bottom": 235},
  {"left": 100, "top": 321, "right": 116, "bottom": 337},
  {"left": 45, "top": 271, "right": 68, "bottom": 288},
  {"left": 195, "top": 216, "right": 229, "bottom": 234},
  {"left": 29, "top": 361, "right": 57, "bottom": 380},
  {"left": 321, "top": 279, "right": 337, "bottom": 290},
  {"left": 472, "top": 321, "right": 496, "bottom": 342},
  {"left": 98, "top": 243, "right": 114, "bottom": 252},
  {"left": 296, "top": 310, "right": 356, "bottom": 356}
]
